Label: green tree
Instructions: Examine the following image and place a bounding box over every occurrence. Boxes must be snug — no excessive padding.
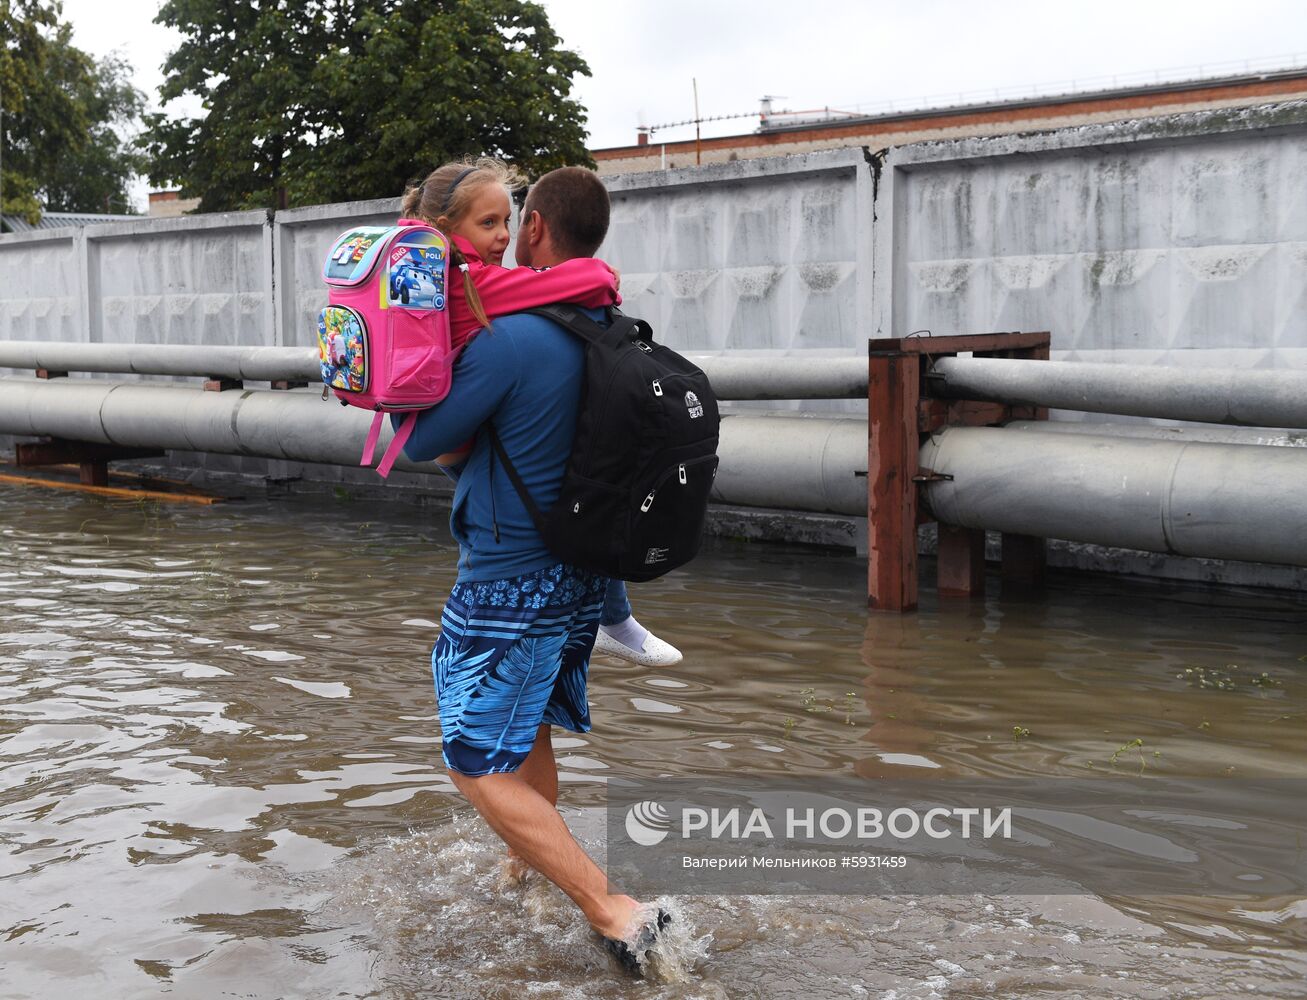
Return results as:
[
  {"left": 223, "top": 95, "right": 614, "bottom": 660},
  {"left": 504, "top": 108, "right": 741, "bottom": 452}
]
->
[
  {"left": 1, "top": 0, "right": 61, "bottom": 223},
  {"left": 36, "top": 47, "right": 146, "bottom": 213},
  {"left": 143, "top": 0, "right": 593, "bottom": 213},
  {"left": 1, "top": 0, "right": 145, "bottom": 224}
]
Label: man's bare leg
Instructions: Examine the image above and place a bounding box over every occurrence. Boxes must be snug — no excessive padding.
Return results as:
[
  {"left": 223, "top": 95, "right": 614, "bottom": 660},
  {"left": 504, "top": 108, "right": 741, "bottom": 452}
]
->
[
  {"left": 503, "top": 725, "right": 558, "bottom": 879},
  {"left": 450, "top": 765, "right": 639, "bottom": 938},
  {"left": 518, "top": 724, "right": 558, "bottom": 805}
]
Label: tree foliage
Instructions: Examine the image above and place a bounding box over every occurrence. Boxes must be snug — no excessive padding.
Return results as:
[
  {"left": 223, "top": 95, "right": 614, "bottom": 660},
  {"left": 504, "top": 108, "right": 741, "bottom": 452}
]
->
[
  {"left": 143, "top": 0, "right": 594, "bottom": 213},
  {"left": 1, "top": 0, "right": 145, "bottom": 224}
]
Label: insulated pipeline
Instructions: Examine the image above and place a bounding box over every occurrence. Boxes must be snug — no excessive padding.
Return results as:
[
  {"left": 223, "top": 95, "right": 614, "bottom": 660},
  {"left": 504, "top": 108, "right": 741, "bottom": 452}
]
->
[
  {"left": 920, "top": 426, "right": 1307, "bottom": 567},
  {"left": 9, "top": 373, "right": 1307, "bottom": 569},
  {"left": 0, "top": 378, "right": 872, "bottom": 513},
  {"left": 1004, "top": 420, "right": 1307, "bottom": 449},
  {"left": 714, "top": 413, "right": 867, "bottom": 514},
  {"left": 0, "top": 342, "right": 870, "bottom": 400},
  {"left": 930, "top": 356, "right": 1307, "bottom": 428},
  {"left": 686, "top": 355, "right": 868, "bottom": 400},
  {"left": 0, "top": 379, "right": 432, "bottom": 473},
  {"left": 0, "top": 342, "right": 321, "bottom": 382}
]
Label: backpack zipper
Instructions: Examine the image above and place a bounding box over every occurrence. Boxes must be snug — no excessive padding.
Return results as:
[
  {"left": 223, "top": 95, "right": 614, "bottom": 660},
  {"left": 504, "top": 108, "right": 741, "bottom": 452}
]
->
[
  {"left": 635, "top": 455, "right": 718, "bottom": 514},
  {"left": 647, "top": 371, "right": 704, "bottom": 394}
]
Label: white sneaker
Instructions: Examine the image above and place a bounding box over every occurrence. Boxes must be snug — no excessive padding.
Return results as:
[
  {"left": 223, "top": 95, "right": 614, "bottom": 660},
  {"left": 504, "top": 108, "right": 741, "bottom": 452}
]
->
[{"left": 593, "top": 628, "right": 683, "bottom": 666}]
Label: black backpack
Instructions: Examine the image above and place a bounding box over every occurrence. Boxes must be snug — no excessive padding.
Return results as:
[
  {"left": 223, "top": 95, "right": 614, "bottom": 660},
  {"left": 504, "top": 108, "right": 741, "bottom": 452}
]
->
[{"left": 488, "top": 304, "right": 720, "bottom": 582}]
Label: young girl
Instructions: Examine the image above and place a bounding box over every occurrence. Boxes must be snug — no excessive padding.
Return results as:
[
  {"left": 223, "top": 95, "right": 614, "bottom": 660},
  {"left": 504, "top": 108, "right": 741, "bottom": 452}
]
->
[{"left": 401, "top": 157, "right": 682, "bottom": 666}]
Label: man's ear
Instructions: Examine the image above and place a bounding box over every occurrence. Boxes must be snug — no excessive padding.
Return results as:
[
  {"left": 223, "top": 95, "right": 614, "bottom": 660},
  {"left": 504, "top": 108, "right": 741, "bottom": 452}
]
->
[{"left": 523, "top": 209, "right": 545, "bottom": 248}]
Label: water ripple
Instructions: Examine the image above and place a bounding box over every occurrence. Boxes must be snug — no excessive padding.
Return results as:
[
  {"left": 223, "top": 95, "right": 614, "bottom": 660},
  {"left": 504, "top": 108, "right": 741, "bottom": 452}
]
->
[{"left": 0, "top": 487, "right": 1303, "bottom": 998}]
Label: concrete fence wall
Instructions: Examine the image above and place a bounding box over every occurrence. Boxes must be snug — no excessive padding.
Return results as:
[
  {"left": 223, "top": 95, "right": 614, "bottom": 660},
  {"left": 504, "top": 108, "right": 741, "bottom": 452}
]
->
[
  {"left": 0, "top": 212, "right": 275, "bottom": 347},
  {"left": 0, "top": 228, "right": 82, "bottom": 341},
  {"left": 3, "top": 100, "right": 1306, "bottom": 370},
  {"left": 873, "top": 101, "right": 1307, "bottom": 376}
]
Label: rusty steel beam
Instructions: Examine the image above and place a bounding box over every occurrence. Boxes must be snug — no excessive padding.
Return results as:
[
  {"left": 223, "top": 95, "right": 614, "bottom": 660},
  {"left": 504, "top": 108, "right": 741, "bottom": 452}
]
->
[
  {"left": 868, "top": 332, "right": 1050, "bottom": 356},
  {"left": 15, "top": 439, "right": 165, "bottom": 468},
  {"left": 937, "top": 523, "right": 986, "bottom": 596},
  {"left": 867, "top": 350, "right": 920, "bottom": 612}
]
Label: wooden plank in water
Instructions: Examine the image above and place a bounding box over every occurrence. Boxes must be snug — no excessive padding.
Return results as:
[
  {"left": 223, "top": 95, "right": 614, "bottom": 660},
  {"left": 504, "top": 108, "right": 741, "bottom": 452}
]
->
[{"left": 0, "top": 468, "right": 224, "bottom": 505}]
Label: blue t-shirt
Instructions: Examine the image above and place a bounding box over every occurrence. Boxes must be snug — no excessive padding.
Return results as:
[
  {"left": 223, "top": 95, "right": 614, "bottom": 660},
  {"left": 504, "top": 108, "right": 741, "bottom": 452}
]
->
[{"left": 400, "top": 311, "right": 591, "bottom": 582}]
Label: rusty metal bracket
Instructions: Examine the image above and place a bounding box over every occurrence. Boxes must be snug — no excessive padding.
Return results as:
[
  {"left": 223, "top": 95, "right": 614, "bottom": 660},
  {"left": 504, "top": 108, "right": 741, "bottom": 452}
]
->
[
  {"left": 204, "top": 378, "right": 244, "bottom": 392},
  {"left": 16, "top": 438, "right": 165, "bottom": 487},
  {"left": 911, "top": 468, "right": 953, "bottom": 483}
]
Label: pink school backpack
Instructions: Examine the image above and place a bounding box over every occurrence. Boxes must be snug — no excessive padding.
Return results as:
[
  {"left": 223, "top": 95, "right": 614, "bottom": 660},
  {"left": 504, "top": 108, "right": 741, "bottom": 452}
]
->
[{"left": 317, "top": 219, "right": 456, "bottom": 477}]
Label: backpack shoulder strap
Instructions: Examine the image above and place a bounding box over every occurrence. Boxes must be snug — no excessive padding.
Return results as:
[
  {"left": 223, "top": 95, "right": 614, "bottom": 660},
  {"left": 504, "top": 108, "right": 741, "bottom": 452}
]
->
[
  {"left": 362, "top": 411, "right": 417, "bottom": 479},
  {"left": 486, "top": 423, "right": 546, "bottom": 533},
  {"left": 488, "top": 304, "right": 657, "bottom": 536},
  {"left": 525, "top": 304, "right": 652, "bottom": 346}
]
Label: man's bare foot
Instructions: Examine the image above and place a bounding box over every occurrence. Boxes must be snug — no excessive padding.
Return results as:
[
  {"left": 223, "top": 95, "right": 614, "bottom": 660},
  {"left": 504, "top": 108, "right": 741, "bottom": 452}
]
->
[
  {"left": 589, "top": 893, "right": 641, "bottom": 940},
  {"left": 599, "top": 906, "right": 672, "bottom": 978}
]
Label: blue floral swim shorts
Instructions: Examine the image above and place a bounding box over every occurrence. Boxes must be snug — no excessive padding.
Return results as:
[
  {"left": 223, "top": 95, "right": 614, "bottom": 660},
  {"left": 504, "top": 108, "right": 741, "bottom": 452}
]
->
[{"left": 431, "top": 563, "right": 607, "bottom": 776}]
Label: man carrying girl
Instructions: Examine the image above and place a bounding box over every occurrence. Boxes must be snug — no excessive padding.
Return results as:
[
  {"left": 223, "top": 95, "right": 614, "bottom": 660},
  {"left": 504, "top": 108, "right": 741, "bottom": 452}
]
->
[{"left": 398, "top": 163, "right": 672, "bottom": 973}]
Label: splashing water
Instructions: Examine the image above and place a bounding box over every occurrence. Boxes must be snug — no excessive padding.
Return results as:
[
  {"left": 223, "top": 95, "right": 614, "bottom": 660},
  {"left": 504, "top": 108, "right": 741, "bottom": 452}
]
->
[
  {"left": 325, "top": 812, "right": 712, "bottom": 995},
  {"left": 636, "top": 897, "right": 714, "bottom": 985}
]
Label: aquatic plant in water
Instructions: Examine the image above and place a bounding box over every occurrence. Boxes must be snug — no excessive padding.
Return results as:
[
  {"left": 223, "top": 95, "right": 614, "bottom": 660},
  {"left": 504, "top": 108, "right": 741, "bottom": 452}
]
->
[{"left": 1177, "top": 663, "right": 1282, "bottom": 692}]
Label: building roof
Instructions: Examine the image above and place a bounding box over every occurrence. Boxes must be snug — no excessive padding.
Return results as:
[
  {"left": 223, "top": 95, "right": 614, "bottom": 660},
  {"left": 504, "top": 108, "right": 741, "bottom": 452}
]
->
[
  {"left": 1, "top": 211, "right": 138, "bottom": 233},
  {"left": 596, "top": 65, "right": 1307, "bottom": 166}
]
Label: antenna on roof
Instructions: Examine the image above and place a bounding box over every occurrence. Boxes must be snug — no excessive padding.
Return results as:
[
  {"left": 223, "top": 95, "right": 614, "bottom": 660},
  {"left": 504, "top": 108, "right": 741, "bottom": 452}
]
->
[{"left": 693, "top": 78, "right": 701, "bottom": 165}]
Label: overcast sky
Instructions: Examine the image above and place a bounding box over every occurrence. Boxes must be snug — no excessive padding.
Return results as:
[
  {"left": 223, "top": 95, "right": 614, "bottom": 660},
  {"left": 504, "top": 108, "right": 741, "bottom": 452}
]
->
[{"left": 57, "top": 0, "right": 1307, "bottom": 207}]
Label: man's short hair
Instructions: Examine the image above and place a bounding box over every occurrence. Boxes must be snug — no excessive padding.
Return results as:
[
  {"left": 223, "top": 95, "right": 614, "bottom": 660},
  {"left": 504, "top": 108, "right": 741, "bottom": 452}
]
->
[{"left": 524, "top": 167, "right": 610, "bottom": 258}]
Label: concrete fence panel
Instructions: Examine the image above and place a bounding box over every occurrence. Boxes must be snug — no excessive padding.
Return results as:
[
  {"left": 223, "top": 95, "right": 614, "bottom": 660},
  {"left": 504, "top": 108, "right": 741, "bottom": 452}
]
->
[
  {"left": 85, "top": 211, "right": 274, "bottom": 348},
  {"left": 0, "top": 229, "right": 83, "bottom": 342},
  {"left": 603, "top": 148, "right": 875, "bottom": 355}
]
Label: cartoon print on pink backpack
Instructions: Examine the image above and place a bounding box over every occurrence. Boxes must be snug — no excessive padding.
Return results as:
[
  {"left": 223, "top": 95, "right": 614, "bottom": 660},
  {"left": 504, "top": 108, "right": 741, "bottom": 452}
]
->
[{"left": 318, "top": 304, "right": 366, "bottom": 392}]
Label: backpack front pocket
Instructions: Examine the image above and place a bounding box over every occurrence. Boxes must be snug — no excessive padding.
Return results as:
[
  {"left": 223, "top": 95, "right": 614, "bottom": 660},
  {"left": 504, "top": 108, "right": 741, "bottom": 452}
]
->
[
  {"left": 622, "top": 454, "right": 719, "bottom": 580},
  {"left": 388, "top": 234, "right": 448, "bottom": 310},
  {"left": 386, "top": 307, "right": 453, "bottom": 402},
  {"left": 542, "top": 474, "right": 628, "bottom": 574},
  {"left": 317, "top": 305, "right": 368, "bottom": 393}
]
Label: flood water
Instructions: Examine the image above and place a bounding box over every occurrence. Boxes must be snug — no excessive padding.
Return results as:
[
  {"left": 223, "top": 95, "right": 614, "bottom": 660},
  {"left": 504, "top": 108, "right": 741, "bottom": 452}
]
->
[{"left": 2, "top": 483, "right": 1305, "bottom": 999}]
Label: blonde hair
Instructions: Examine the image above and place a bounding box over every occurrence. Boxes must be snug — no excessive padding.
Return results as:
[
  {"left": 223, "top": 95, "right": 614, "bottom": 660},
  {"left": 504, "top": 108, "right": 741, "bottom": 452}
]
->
[{"left": 402, "top": 157, "right": 527, "bottom": 332}]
